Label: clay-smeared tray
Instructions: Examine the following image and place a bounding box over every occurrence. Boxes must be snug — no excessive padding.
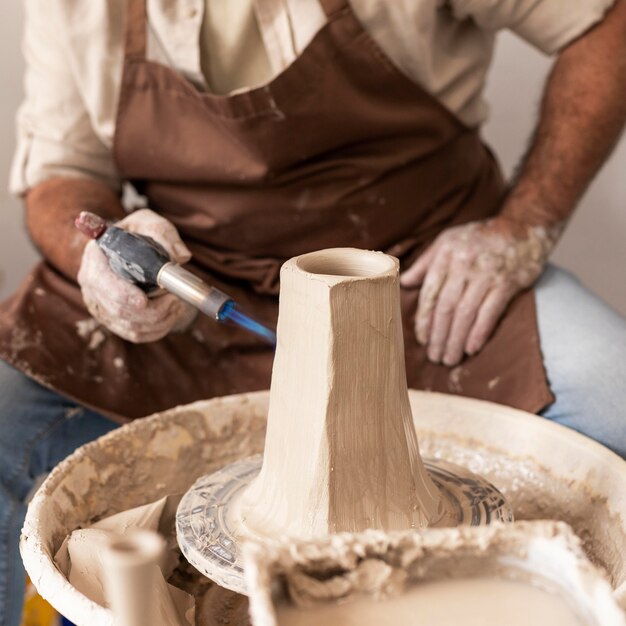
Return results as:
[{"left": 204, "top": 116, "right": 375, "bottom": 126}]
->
[{"left": 176, "top": 455, "right": 513, "bottom": 594}]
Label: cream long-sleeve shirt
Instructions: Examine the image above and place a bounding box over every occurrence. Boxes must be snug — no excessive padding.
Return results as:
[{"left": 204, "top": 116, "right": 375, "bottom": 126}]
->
[{"left": 10, "top": 0, "right": 614, "bottom": 195}]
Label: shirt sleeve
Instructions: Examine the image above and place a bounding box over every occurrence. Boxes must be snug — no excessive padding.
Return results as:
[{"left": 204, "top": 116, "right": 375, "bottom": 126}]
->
[
  {"left": 448, "top": 0, "right": 616, "bottom": 54},
  {"left": 9, "top": 0, "right": 120, "bottom": 197}
]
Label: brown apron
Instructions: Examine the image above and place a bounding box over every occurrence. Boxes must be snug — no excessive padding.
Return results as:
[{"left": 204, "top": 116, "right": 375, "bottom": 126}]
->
[{"left": 0, "top": 0, "right": 553, "bottom": 423}]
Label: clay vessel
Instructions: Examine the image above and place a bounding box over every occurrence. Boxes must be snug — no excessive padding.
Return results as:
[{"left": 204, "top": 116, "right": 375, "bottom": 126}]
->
[
  {"left": 237, "top": 248, "right": 442, "bottom": 539},
  {"left": 101, "top": 530, "right": 165, "bottom": 626}
]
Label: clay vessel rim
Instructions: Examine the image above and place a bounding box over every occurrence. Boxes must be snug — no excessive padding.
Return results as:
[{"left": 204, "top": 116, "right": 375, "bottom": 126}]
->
[
  {"left": 103, "top": 530, "right": 165, "bottom": 567},
  {"left": 292, "top": 248, "right": 398, "bottom": 281}
]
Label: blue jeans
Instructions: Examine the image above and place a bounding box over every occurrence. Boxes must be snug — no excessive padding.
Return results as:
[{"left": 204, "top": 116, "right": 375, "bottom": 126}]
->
[
  {"left": 536, "top": 265, "right": 626, "bottom": 456},
  {"left": 1, "top": 265, "right": 625, "bottom": 625},
  {"left": 0, "top": 368, "right": 117, "bottom": 626}
]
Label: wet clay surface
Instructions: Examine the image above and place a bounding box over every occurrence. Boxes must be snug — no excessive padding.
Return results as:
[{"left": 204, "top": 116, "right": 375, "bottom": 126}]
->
[
  {"left": 274, "top": 579, "right": 586, "bottom": 626},
  {"left": 174, "top": 439, "right": 625, "bottom": 626},
  {"left": 169, "top": 427, "right": 626, "bottom": 626},
  {"left": 195, "top": 587, "right": 251, "bottom": 626},
  {"left": 416, "top": 431, "right": 626, "bottom": 589}
]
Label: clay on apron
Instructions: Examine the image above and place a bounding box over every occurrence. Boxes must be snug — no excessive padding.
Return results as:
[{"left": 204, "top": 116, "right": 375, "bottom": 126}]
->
[{"left": 0, "top": 0, "right": 553, "bottom": 422}]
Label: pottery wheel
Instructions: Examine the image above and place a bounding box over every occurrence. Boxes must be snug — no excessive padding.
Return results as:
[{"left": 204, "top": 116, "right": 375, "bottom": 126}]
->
[{"left": 176, "top": 455, "right": 513, "bottom": 594}]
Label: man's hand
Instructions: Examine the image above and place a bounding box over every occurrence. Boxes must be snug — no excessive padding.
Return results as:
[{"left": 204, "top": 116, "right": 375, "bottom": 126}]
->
[
  {"left": 77, "top": 209, "right": 197, "bottom": 343},
  {"left": 402, "top": 0, "right": 626, "bottom": 367},
  {"left": 401, "top": 217, "right": 560, "bottom": 366}
]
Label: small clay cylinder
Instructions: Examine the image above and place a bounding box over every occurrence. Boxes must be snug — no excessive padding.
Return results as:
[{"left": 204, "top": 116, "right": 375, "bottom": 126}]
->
[
  {"left": 101, "top": 530, "right": 166, "bottom": 626},
  {"left": 238, "top": 248, "right": 442, "bottom": 539}
]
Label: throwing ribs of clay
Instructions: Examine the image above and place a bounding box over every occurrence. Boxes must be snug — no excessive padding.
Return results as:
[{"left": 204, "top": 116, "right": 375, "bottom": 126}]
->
[{"left": 54, "top": 495, "right": 194, "bottom": 626}]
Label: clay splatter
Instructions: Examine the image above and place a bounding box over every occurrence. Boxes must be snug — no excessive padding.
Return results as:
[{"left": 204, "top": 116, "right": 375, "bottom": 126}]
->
[
  {"left": 10, "top": 325, "right": 43, "bottom": 358},
  {"left": 488, "top": 376, "right": 501, "bottom": 390},
  {"left": 76, "top": 318, "right": 99, "bottom": 339},
  {"left": 192, "top": 329, "right": 205, "bottom": 344},
  {"left": 448, "top": 366, "right": 469, "bottom": 393},
  {"left": 88, "top": 330, "right": 105, "bottom": 351},
  {"left": 76, "top": 318, "right": 106, "bottom": 350}
]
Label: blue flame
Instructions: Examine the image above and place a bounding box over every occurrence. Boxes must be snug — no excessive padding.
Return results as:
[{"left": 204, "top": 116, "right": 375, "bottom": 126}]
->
[{"left": 218, "top": 301, "right": 277, "bottom": 346}]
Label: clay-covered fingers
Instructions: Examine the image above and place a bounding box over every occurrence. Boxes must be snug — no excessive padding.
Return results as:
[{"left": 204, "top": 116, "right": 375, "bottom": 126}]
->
[
  {"left": 427, "top": 273, "right": 467, "bottom": 364},
  {"left": 441, "top": 278, "right": 491, "bottom": 366},
  {"left": 118, "top": 208, "right": 192, "bottom": 264},
  {"left": 413, "top": 246, "right": 452, "bottom": 345},
  {"left": 400, "top": 243, "right": 436, "bottom": 288},
  {"left": 78, "top": 240, "right": 196, "bottom": 343},
  {"left": 104, "top": 293, "right": 196, "bottom": 343},
  {"left": 79, "top": 242, "right": 150, "bottom": 342},
  {"left": 465, "top": 284, "right": 518, "bottom": 356},
  {"left": 402, "top": 217, "right": 559, "bottom": 365},
  {"left": 78, "top": 241, "right": 149, "bottom": 315},
  {"left": 84, "top": 289, "right": 194, "bottom": 343}
]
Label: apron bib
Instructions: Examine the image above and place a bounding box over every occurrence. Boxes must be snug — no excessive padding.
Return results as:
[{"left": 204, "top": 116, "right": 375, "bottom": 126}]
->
[{"left": 0, "top": 0, "right": 553, "bottom": 422}]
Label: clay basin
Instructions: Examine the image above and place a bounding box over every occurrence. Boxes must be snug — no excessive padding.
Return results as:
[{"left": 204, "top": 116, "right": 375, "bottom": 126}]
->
[{"left": 21, "top": 391, "right": 626, "bottom": 625}]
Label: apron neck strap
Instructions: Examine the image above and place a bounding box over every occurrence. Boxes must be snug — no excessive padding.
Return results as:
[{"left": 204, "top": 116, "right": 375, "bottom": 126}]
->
[
  {"left": 318, "top": 0, "right": 350, "bottom": 19},
  {"left": 124, "top": 0, "right": 147, "bottom": 60}
]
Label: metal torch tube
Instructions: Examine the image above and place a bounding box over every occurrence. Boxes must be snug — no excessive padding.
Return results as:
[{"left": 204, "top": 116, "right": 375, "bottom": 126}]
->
[{"left": 157, "top": 263, "right": 231, "bottom": 320}]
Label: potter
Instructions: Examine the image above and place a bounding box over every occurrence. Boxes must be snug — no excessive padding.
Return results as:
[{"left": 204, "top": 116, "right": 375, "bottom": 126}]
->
[{"left": 4, "top": 0, "right": 626, "bottom": 624}]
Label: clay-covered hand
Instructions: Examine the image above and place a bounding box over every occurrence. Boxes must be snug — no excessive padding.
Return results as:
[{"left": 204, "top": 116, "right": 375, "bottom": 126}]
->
[
  {"left": 400, "top": 216, "right": 561, "bottom": 367},
  {"left": 77, "top": 209, "right": 197, "bottom": 343}
]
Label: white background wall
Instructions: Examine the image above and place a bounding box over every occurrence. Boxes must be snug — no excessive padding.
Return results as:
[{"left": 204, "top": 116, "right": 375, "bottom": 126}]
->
[
  {"left": 0, "top": 1, "right": 38, "bottom": 297},
  {"left": 1, "top": 3, "right": 625, "bottom": 314}
]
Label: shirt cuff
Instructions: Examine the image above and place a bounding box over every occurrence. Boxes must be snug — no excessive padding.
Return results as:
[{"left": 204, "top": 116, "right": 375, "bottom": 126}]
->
[
  {"left": 9, "top": 134, "right": 121, "bottom": 197},
  {"left": 513, "top": 0, "right": 616, "bottom": 55}
]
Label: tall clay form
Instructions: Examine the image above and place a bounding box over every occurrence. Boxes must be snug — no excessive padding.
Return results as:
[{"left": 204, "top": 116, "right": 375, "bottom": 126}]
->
[
  {"left": 238, "top": 249, "right": 442, "bottom": 539},
  {"left": 102, "top": 530, "right": 165, "bottom": 626}
]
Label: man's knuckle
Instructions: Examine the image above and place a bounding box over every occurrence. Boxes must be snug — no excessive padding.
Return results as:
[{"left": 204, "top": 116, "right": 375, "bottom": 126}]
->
[
  {"left": 457, "top": 302, "right": 475, "bottom": 317},
  {"left": 437, "top": 302, "right": 455, "bottom": 316},
  {"left": 132, "top": 208, "right": 153, "bottom": 221},
  {"left": 473, "top": 322, "right": 488, "bottom": 340}
]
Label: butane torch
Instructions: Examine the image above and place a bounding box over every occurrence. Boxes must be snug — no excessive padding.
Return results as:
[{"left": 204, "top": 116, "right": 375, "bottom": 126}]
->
[{"left": 75, "top": 211, "right": 276, "bottom": 345}]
